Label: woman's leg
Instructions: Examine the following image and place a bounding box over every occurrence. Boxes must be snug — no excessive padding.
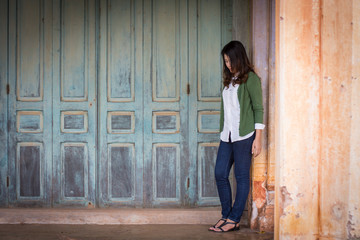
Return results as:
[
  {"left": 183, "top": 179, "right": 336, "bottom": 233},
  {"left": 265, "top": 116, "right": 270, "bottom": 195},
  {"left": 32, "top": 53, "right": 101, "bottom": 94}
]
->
[
  {"left": 227, "top": 134, "right": 255, "bottom": 223},
  {"left": 214, "top": 141, "right": 234, "bottom": 219}
]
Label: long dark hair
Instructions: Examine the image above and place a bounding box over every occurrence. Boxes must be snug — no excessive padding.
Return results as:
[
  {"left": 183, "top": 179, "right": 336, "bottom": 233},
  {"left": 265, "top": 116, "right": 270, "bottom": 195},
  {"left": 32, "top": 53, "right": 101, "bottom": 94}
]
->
[{"left": 221, "top": 41, "right": 254, "bottom": 87}]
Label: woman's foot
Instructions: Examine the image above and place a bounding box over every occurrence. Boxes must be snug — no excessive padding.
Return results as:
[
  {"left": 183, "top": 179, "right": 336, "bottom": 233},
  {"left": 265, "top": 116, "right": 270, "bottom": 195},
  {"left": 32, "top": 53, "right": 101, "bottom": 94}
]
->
[
  {"left": 213, "top": 219, "right": 240, "bottom": 232},
  {"left": 208, "top": 218, "right": 226, "bottom": 231}
]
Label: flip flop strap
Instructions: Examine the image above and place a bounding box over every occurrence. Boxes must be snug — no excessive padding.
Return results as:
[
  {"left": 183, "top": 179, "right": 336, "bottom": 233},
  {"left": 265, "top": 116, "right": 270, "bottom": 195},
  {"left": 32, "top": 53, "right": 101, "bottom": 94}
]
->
[
  {"left": 218, "top": 221, "right": 237, "bottom": 232},
  {"left": 213, "top": 218, "right": 226, "bottom": 228}
]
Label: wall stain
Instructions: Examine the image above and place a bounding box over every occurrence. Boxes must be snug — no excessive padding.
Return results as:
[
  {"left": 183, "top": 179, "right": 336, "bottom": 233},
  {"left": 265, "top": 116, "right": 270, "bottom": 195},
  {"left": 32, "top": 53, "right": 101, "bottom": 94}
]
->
[
  {"left": 331, "top": 202, "right": 344, "bottom": 220},
  {"left": 296, "top": 193, "right": 304, "bottom": 198},
  {"left": 279, "top": 186, "right": 293, "bottom": 217},
  {"left": 347, "top": 212, "right": 360, "bottom": 239}
]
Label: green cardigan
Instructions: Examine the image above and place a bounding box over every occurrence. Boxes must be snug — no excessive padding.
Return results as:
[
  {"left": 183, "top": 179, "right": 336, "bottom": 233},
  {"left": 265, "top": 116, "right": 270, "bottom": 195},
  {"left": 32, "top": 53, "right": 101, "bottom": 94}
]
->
[{"left": 219, "top": 71, "right": 264, "bottom": 136}]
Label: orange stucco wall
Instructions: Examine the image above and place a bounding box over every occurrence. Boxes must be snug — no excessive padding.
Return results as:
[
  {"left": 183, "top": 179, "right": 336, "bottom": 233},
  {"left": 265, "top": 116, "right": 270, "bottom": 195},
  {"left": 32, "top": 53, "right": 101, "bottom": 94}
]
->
[{"left": 275, "top": 0, "right": 360, "bottom": 239}]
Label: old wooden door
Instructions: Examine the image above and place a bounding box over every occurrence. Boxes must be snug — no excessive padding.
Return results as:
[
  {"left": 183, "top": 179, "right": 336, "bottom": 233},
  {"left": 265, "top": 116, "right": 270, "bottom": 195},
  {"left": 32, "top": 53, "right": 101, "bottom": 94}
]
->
[
  {"left": 188, "top": 0, "right": 233, "bottom": 206},
  {"left": 98, "top": 0, "right": 191, "bottom": 207},
  {"left": 51, "top": 0, "right": 97, "bottom": 207},
  {"left": 98, "top": 0, "right": 232, "bottom": 207},
  {"left": 2, "top": 0, "right": 232, "bottom": 207},
  {"left": 98, "top": 0, "right": 144, "bottom": 207},
  {"left": 6, "top": 0, "right": 97, "bottom": 207},
  {"left": 7, "top": 0, "right": 54, "bottom": 207}
]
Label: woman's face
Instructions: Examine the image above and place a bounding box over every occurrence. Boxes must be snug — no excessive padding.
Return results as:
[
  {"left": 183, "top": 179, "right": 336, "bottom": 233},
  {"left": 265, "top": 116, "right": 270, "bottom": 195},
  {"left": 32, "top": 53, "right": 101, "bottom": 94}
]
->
[{"left": 224, "top": 54, "right": 233, "bottom": 73}]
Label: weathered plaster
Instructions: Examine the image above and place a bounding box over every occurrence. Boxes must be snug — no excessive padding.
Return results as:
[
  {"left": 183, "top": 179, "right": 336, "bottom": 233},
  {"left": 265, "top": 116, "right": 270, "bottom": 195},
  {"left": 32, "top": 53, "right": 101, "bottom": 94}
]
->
[
  {"left": 275, "top": 0, "right": 360, "bottom": 239},
  {"left": 347, "top": 0, "right": 360, "bottom": 239},
  {"left": 320, "top": 1, "right": 353, "bottom": 238},
  {"left": 275, "top": 0, "right": 321, "bottom": 239}
]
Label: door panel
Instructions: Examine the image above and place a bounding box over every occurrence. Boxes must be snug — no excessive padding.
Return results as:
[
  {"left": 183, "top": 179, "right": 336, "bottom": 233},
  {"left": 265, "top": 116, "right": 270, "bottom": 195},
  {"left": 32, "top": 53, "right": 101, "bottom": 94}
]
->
[
  {"left": 108, "top": 143, "right": 135, "bottom": 199},
  {"left": 52, "top": 0, "right": 96, "bottom": 207},
  {"left": 16, "top": 0, "right": 43, "bottom": 102},
  {"left": 189, "top": 0, "right": 233, "bottom": 206},
  {"left": 198, "top": 143, "right": 219, "bottom": 202},
  {"left": 153, "top": 144, "right": 180, "bottom": 200},
  {"left": 107, "top": 0, "right": 134, "bottom": 102},
  {"left": 198, "top": 0, "right": 223, "bottom": 102},
  {"left": 98, "top": 0, "right": 144, "bottom": 207},
  {"left": 62, "top": 143, "right": 88, "bottom": 198},
  {"left": 142, "top": 0, "right": 188, "bottom": 207},
  {"left": 61, "top": 0, "right": 87, "bottom": 101},
  {"left": 8, "top": 0, "right": 53, "bottom": 207},
  {"left": 17, "top": 143, "right": 42, "bottom": 198},
  {"left": 152, "top": 0, "right": 179, "bottom": 102}
]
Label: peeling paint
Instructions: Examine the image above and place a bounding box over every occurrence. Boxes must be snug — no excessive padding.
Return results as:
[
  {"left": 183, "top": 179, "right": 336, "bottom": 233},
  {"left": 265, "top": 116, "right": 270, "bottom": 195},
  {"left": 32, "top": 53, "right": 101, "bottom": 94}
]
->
[
  {"left": 251, "top": 180, "right": 275, "bottom": 232},
  {"left": 253, "top": 181, "right": 267, "bottom": 209},
  {"left": 267, "top": 191, "right": 275, "bottom": 205},
  {"left": 279, "top": 186, "right": 293, "bottom": 217},
  {"left": 251, "top": 201, "right": 259, "bottom": 229},
  {"left": 347, "top": 213, "right": 355, "bottom": 236},
  {"left": 347, "top": 212, "right": 360, "bottom": 239}
]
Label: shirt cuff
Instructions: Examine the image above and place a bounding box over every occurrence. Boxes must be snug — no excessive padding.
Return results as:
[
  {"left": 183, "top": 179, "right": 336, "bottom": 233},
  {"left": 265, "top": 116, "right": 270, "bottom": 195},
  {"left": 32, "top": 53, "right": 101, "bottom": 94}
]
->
[{"left": 255, "top": 123, "right": 265, "bottom": 130}]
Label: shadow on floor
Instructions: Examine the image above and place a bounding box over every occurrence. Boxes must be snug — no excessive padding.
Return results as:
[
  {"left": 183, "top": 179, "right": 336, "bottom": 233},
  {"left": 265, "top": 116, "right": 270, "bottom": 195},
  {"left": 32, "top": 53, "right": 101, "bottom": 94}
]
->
[{"left": 0, "top": 224, "right": 274, "bottom": 240}]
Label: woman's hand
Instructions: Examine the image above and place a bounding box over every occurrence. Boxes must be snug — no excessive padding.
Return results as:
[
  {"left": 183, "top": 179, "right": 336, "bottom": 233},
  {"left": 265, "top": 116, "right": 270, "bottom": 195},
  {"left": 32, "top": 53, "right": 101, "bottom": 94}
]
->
[{"left": 252, "top": 129, "right": 262, "bottom": 157}]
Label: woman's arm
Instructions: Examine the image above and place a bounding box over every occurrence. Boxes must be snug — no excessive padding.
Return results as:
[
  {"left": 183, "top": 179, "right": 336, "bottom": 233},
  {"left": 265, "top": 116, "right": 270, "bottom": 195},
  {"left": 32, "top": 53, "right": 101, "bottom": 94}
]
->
[
  {"left": 247, "top": 73, "right": 264, "bottom": 157},
  {"left": 252, "top": 129, "right": 262, "bottom": 157},
  {"left": 246, "top": 73, "right": 264, "bottom": 125}
]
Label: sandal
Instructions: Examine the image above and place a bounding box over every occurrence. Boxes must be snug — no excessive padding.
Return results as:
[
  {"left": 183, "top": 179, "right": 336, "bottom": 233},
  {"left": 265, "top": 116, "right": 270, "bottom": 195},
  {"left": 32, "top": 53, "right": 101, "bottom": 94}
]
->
[
  {"left": 214, "top": 221, "right": 240, "bottom": 232},
  {"left": 208, "top": 218, "right": 226, "bottom": 231}
]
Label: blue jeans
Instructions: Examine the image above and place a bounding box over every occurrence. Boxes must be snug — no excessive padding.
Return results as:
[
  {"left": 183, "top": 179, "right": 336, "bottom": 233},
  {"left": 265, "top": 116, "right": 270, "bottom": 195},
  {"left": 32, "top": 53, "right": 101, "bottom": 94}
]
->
[{"left": 214, "top": 134, "right": 255, "bottom": 223}]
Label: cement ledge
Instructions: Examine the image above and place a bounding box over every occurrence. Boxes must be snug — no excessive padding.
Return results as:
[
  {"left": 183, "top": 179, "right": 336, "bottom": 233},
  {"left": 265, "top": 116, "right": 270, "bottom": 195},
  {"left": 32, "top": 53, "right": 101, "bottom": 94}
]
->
[{"left": 0, "top": 208, "right": 226, "bottom": 225}]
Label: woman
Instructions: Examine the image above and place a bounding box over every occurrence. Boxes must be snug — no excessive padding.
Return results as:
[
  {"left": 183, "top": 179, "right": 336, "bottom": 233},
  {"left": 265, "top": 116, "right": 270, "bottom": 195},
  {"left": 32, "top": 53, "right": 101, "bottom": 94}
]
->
[{"left": 209, "top": 41, "right": 264, "bottom": 232}]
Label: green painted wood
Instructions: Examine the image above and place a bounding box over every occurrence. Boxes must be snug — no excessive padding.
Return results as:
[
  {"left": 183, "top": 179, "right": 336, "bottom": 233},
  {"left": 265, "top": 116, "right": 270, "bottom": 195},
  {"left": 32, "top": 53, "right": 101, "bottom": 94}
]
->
[
  {"left": 107, "top": 0, "right": 133, "bottom": 101},
  {"left": 7, "top": 0, "right": 53, "bottom": 207},
  {"left": 178, "top": 0, "right": 190, "bottom": 207},
  {"left": 187, "top": 0, "right": 198, "bottom": 206},
  {"left": 3, "top": 0, "right": 234, "bottom": 208},
  {"left": 142, "top": 0, "right": 152, "bottom": 207},
  {"left": 199, "top": 144, "right": 219, "bottom": 198},
  {"left": 18, "top": 144, "right": 41, "bottom": 197},
  {"left": 43, "top": 0, "right": 54, "bottom": 207},
  {"left": 143, "top": 0, "right": 188, "bottom": 207},
  {"left": 0, "top": 0, "right": 9, "bottom": 207},
  {"left": 189, "top": 0, "right": 233, "bottom": 206},
  {"left": 52, "top": 0, "right": 96, "bottom": 207},
  {"left": 98, "top": 0, "right": 144, "bottom": 207},
  {"left": 16, "top": 0, "right": 42, "bottom": 101}
]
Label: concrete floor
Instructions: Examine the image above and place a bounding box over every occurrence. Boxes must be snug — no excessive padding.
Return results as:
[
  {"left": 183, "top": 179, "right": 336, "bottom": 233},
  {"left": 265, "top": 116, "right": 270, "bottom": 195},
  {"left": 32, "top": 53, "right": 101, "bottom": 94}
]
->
[{"left": 0, "top": 224, "right": 274, "bottom": 240}]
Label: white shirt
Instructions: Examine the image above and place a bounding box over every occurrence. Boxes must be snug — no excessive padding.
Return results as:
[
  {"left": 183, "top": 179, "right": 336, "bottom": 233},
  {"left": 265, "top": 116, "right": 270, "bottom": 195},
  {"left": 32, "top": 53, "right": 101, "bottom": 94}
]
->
[{"left": 220, "top": 82, "right": 265, "bottom": 142}]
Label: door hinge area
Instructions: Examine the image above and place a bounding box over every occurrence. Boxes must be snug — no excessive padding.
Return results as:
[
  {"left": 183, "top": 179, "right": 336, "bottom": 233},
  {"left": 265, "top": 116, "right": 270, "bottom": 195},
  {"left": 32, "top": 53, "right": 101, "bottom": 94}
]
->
[
  {"left": 187, "top": 84, "right": 190, "bottom": 95},
  {"left": 6, "top": 84, "right": 10, "bottom": 95},
  {"left": 7, "top": 176, "right": 9, "bottom": 187}
]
